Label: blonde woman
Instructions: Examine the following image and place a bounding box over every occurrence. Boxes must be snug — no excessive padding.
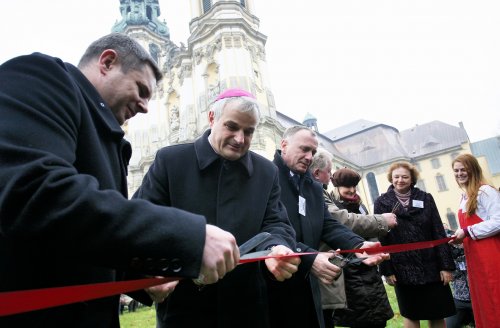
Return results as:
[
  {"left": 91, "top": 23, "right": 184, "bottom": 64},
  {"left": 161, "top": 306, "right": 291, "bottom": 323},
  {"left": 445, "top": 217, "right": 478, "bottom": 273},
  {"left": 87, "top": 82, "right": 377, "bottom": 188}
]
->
[{"left": 450, "top": 154, "right": 500, "bottom": 328}]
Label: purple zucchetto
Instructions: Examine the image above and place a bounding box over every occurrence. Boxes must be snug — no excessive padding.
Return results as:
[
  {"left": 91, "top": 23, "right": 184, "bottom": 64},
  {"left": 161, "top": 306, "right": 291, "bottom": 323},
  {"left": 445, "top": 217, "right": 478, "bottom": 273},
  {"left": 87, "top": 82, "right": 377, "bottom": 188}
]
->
[{"left": 215, "top": 88, "right": 256, "bottom": 101}]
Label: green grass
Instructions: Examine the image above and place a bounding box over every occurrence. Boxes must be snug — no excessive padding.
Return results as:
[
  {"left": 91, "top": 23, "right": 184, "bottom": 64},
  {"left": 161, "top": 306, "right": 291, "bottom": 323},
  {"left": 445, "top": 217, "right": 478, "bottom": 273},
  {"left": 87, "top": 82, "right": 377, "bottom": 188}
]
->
[
  {"left": 120, "top": 305, "right": 156, "bottom": 328},
  {"left": 119, "top": 284, "right": 416, "bottom": 327}
]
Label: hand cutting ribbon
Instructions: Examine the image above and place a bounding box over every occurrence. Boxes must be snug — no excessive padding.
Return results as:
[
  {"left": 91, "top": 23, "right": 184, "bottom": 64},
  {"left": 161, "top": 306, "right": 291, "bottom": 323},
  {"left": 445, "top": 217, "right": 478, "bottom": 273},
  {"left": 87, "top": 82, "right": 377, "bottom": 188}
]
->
[
  {"left": 0, "top": 236, "right": 454, "bottom": 317},
  {"left": 240, "top": 236, "right": 455, "bottom": 264}
]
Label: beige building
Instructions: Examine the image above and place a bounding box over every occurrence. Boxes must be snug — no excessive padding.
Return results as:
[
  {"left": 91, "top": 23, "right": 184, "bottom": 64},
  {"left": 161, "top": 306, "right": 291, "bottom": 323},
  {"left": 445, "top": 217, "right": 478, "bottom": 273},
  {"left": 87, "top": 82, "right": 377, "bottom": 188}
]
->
[{"left": 111, "top": 0, "right": 498, "bottom": 230}]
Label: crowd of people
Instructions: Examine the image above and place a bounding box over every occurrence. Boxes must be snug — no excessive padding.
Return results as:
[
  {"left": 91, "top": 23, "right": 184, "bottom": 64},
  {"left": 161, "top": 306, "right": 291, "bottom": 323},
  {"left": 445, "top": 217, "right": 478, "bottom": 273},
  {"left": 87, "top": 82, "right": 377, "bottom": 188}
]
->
[{"left": 1, "top": 33, "right": 499, "bottom": 328}]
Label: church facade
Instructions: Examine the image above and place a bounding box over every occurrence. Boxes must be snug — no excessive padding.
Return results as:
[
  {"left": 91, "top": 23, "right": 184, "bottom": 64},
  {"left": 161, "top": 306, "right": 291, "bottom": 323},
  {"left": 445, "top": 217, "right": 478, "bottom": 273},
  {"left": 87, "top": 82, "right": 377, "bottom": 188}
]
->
[{"left": 112, "top": 0, "right": 498, "bottom": 230}]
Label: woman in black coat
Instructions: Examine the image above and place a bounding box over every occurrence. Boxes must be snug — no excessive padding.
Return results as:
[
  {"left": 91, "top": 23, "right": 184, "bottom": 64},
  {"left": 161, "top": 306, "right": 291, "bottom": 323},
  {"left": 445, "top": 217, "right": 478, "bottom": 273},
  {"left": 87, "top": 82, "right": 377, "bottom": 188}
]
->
[{"left": 374, "top": 161, "right": 455, "bottom": 328}]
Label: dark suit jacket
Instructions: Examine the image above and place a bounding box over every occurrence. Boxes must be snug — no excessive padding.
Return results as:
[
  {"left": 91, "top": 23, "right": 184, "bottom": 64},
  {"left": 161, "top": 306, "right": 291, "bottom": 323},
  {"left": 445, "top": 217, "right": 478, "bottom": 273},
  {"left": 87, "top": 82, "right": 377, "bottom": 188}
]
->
[
  {"left": 133, "top": 130, "right": 296, "bottom": 328},
  {"left": 270, "top": 150, "right": 364, "bottom": 328},
  {"left": 0, "top": 53, "right": 207, "bottom": 327}
]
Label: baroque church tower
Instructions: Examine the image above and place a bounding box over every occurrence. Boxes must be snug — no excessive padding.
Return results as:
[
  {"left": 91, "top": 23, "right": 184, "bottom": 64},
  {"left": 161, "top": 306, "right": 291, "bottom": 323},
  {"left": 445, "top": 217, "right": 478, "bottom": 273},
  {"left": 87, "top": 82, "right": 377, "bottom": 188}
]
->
[{"left": 113, "top": 0, "right": 287, "bottom": 195}]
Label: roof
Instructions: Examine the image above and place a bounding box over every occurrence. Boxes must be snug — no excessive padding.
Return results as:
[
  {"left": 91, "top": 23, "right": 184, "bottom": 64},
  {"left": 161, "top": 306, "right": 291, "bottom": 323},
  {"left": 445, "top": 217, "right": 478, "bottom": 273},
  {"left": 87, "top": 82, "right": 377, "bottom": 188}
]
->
[
  {"left": 323, "top": 119, "right": 392, "bottom": 141},
  {"left": 471, "top": 136, "right": 500, "bottom": 175},
  {"left": 399, "top": 121, "right": 469, "bottom": 158}
]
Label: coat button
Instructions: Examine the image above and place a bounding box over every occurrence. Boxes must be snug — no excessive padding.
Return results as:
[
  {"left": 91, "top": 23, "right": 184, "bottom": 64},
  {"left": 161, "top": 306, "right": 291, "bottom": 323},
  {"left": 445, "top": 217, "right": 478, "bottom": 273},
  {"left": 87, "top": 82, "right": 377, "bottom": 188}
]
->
[
  {"left": 130, "top": 257, "right": 141, "bottom": 269},
  {"left": 296, "top": 248, "right": 302, "bottom": 252},
  {"left": 170, "top": 258, "right": 182, "bottom": 273},
  {"left": 158, "top": 258, "right": 170, "bottom": 272}
]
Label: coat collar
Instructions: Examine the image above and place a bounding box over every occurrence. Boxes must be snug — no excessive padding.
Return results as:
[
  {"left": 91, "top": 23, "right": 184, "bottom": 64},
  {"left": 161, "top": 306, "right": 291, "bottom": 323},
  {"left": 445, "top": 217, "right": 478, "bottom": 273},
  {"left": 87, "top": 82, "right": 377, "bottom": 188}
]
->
[
  {"left": 194, "top": 129, "right": 254, "bottom": 176},
  {"left": 65, "top": 63, "right": 125, "bottom": 139},
  {"left": 273, "top": 150, "right": 314, "bottom": 185}
]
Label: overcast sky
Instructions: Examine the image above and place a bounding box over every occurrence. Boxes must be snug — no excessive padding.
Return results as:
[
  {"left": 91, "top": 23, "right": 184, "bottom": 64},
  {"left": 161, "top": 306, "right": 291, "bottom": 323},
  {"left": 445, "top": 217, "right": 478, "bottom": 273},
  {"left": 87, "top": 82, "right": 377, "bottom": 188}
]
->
[{"left": 1, "top": 0, "right": 499, "bottom": 142}]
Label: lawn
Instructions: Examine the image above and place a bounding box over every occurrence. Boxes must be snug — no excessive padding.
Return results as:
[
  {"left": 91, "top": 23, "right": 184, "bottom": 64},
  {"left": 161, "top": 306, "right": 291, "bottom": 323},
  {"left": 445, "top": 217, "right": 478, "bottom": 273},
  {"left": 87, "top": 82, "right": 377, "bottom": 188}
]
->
[{"left": 120, "top": 284, "right": 417, "bottom": 328}]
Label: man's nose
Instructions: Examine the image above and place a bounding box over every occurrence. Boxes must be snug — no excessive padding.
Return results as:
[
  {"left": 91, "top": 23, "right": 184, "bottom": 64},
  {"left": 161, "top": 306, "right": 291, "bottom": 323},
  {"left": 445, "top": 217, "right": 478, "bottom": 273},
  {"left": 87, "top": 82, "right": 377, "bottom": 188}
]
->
[
  {"left": 234, "top": 130, "right": 244, "bottom": 143},
  {"left": 138, "top": 99, "right": 149, "bottom": 114}
]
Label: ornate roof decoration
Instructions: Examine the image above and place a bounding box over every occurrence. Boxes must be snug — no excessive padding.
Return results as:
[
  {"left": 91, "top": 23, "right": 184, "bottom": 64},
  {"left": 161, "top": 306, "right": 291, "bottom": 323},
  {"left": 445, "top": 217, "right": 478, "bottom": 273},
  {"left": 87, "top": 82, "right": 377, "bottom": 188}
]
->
[{"left": 112, "top": 0, "right": 170, "bottom": 38}]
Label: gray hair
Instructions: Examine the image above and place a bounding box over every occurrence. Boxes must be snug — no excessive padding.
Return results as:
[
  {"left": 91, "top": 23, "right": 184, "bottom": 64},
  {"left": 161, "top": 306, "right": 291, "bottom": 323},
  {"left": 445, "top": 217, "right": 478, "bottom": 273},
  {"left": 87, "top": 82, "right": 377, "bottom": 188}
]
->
[
  {"left": 282, "top": 125, "right": 316, "bottom": 140},
  {"left": 210, "top": 97, "right": 261, "bottom": 124},
  {"left": 310, "top": 148, "right": 333, "bottom": 172},
  {"left": 78, "top": 33, "right": 162, "bottom": 82}
]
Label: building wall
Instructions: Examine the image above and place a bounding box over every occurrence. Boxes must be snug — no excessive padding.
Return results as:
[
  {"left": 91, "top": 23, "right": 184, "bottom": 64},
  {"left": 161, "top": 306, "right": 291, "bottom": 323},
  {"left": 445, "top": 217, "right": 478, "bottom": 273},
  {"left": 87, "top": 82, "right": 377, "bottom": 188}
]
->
[{"left": 119, "top": 2, "right": 499, "bottom": 228}]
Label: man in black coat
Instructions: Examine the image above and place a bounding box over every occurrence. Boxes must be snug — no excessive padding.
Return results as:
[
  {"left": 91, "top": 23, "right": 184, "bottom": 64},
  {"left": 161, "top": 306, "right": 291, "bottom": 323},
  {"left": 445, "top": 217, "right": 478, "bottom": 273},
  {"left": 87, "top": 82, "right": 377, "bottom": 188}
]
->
[
  {"left": 0, "top": 33, "right": 238, "bottom": 327},
  {"left": 133, "top": 88, "right": 301, "bottom": 328},
  {"left": 269, "top": 126, "right": 389, "bottom": 328}
]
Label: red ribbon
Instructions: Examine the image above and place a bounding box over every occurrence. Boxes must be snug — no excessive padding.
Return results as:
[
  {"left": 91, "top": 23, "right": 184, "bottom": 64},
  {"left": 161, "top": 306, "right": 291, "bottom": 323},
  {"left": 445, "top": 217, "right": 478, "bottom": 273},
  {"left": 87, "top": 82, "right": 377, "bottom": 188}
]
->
[
  {"left": 0, "top": 277, "right": 179, "bottom": 317},
  {"left": 340, "top": 236, "right": 455, "bottom": 255},
  {"left": 0, "top": 236, "right": 454, "bottom": 317},
  {"left": 239, "top": 237, "right": 455, "bottom": 263}
]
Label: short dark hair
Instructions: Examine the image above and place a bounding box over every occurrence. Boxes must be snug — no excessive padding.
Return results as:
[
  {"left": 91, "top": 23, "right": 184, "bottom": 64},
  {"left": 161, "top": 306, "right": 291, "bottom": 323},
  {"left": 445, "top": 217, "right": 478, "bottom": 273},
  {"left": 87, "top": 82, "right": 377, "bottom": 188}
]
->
[
  {"left": 78, "top": 33, "right": 162, "bottom": 82},
  {"left": 283, "top": 125, "right": 316, "bottom": 140}
]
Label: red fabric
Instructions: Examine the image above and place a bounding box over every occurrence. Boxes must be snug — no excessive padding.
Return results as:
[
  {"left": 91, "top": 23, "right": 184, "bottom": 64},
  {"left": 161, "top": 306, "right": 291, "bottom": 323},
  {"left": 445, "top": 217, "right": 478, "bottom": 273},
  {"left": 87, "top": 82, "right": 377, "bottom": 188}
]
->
[
  {"left": 0, "top": 237, "right": 454, "bottom": 317},
  {"left": 459, "top": 210, "right": 500, "bottom": 328},
  {"left": 0, "top": 277, "right": 178, "bottom": 317}
]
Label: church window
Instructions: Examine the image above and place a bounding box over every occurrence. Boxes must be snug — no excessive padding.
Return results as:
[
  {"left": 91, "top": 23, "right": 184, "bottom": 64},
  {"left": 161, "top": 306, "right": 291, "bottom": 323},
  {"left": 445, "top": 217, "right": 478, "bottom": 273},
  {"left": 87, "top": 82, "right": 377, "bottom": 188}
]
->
[
  {"left": 415, "top": 179, "right": 426, "bottom": 191},
  {"left": 436, "top": 174, "right": 447, "bottom": 191},
  {"left": 202, "top": 0, "right": 212, "bottom": 13},
  {"left": 431, "top": 158, "right": 441, "bottom": 169},
  {"left": 366, "top": 172, "right": 380, "bottom": 203},
  {"left": 446, "top": 209, "right": 458, "bottom": 230}
]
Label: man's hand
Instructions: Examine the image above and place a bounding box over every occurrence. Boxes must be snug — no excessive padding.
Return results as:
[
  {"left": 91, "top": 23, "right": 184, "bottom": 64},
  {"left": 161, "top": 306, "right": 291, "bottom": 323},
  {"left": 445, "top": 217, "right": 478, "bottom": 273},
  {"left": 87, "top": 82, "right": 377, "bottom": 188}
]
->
[
  {"left": 358, "top": 241, "right": 390, "bottom": 266},
  {"left": 385, "top": 274, "right": 397, "bottom": 286},
  {"left": 381, "top": 213, "right": 398, "bottom": 229},
  {"left": 145, "top": 279, "right": 179, "bottom": 303},
  {"left": 311, "top": 252, "right": 342, "bottom": 284},
  {"left": 264, "top": 245, "right": 300, "bottom": 281},
  {"left": 196, "top": 224, "right": 239, "bottom": 285},
  {"left": 440, "top": 270, "right": 453, "bottom": 285}
]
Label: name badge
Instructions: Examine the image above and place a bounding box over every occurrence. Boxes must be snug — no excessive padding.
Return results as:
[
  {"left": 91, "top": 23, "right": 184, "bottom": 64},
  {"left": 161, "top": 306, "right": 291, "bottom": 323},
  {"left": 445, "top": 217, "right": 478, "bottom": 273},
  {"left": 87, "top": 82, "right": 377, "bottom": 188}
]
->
[
  {"left": 412, "top": 200, "right": 424, "bottom": 208},
  {"left": 299, "top": 196, "right": 306, "bottom": 216}
]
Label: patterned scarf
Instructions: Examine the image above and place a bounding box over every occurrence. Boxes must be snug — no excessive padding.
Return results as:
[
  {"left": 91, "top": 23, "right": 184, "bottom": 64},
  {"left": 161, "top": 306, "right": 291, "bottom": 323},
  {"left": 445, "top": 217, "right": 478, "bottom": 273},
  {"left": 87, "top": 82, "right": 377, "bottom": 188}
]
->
[{"left": 394, "top": 189, "right": 411, "bottom": 208}]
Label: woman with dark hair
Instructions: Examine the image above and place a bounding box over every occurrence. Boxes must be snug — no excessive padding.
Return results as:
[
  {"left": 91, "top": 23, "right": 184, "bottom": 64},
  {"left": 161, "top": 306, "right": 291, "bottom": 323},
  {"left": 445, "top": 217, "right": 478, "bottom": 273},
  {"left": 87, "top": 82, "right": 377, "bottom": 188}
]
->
[
  {"left": 450, "top": 154, "right": 500, "bottom": 328},
  {"left": 329, "top": 167, "right": 394, "bottom": 328},
  {"left": 374, "top": 161, "right": 455, "bottom": 328}
]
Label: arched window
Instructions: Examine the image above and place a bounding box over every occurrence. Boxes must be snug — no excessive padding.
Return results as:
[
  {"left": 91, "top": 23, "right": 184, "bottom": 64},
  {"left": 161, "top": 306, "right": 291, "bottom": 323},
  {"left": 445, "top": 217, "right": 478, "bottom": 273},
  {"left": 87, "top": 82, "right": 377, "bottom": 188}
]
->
[
  {"left": 366, "top": 172, "right": 380, "bottom": 203},
  {"left": 446, "top": 208, "right": 458, "bottom": 230},
  {"left": 436, "top": 174, "right": 447, "bottom": 192}
]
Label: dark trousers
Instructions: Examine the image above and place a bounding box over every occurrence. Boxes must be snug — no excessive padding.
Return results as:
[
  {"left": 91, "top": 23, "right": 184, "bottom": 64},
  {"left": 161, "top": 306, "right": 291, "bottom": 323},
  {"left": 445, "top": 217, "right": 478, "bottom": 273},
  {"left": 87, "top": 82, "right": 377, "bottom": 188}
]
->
[
  {"left": 445, "top": 298, "right": 475, "bottom": 328},
  {"left": 323, "top": 309, "right": 334, "bottom": 328}
]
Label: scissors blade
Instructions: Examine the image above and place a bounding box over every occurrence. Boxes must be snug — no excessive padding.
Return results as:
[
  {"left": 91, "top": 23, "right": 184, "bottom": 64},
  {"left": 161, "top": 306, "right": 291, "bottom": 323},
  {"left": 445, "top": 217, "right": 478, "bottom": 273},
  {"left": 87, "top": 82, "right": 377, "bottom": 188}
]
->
[
  {"left": 240, "top": 250, "right": 272, "bottom": 260},
  {"left": 238, "top": 232, "right": 272, "bottom": 256}
]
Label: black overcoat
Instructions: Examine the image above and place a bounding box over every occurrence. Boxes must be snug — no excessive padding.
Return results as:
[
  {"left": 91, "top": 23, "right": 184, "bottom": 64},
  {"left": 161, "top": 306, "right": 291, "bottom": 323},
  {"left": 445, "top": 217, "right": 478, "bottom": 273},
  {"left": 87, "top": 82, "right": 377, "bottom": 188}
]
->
[
  {"left": 0, "top": 53, "right": 207, "bottom": 327},
  {"left": 374, "top": 185, "right": 455, "bottom": 284},
  {"left": 133, "top": 131, "right": 297, "bottom": 328},
  {"left": 269, "top": 151, "right": 364, "bottom": 328}
]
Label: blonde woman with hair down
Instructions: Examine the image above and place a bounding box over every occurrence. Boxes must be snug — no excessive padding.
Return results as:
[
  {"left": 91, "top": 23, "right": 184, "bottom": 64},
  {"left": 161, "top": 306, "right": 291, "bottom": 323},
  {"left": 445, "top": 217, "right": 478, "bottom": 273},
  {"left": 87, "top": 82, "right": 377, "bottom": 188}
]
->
[
  {"left": 374, "top": 161, "right": 455, "bottom": 328},
  {"left": 450, "top": 154, "right": 500, "bottom": 328}
]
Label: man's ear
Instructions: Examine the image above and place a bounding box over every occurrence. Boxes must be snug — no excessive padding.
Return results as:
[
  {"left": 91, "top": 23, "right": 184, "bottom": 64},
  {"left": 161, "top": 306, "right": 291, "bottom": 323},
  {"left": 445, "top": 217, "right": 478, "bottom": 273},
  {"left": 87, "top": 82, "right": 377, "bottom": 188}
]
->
[
  {"left": 208, "top": 111, "right": 215, "bottom": 127},
  {"left": 280, "top": 139, "right": 287, "bottom": 152},
  {"left": 313, "top": 169, "right": 320, "bottom": 178},
  {"left": 98, "top": 49, "right": 118, "bottom": 75}
]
